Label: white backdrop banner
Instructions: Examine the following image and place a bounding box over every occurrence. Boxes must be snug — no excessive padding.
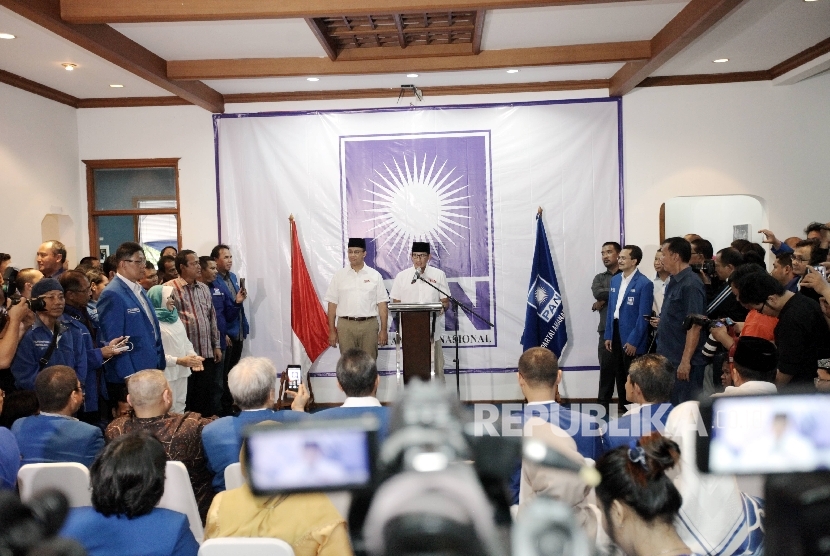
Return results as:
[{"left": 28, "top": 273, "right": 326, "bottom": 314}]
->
[{"left": 214, "top": 99, "right": 623, "bottom": 402}]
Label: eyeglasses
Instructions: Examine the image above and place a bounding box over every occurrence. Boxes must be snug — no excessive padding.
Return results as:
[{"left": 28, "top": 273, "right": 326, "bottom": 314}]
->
[
  {"left": 411, "top": 254, "right": 429, "bottom": 259},
  {"left": 792, "top": 256, "right": 809, "bottom": 263}
]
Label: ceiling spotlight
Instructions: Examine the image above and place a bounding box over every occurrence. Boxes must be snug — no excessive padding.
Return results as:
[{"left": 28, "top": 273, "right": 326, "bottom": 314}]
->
[
  {"left": 713, "top": 58, "right": 729, "bottom": 63},
  {"left": 506, "top": 69, "right": 520, "bottom": 73},
  {"left": 0, "top": 33, "right": 15, "bottom": 40},
  {"left": 307, "top": 77, "right": 320, "bottom": 82},
  {"left": 62, "top": 63, "right": 77, "bottom": 71},
  {"left": 110, "top": 84, "right": 124, "bottom": 88},
  {"left": 407, "top": 73, "right": 419, "bottom": 78}
]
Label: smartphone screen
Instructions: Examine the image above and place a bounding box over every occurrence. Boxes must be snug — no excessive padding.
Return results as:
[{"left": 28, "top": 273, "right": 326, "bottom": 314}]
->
[
  {"left": 244, "top": 418, "right": 378, "bottom": 495},
  {"left": 698, "top": 392, "right": 830, "bottom": 474},
  {"left": 286, "top": 365, "right": 301, "bottom": 392}
]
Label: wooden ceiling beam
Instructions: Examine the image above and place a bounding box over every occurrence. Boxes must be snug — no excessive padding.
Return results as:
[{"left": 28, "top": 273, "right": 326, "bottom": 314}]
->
[
  {"left": 609, "top": 0, "right": 747, "bottom": 96},
  {"left": 393, "top": 14, "right": 407, "bottom": 48},
  {"left": 305, "top": 18, "right": 338, "bottom": 61},
  {"left": 60, "top": 0, "right": 646, "bottom": 24},
  {"left": 472, "top": 11, "right": 485, "bottom": 55},
  {"left": 1, "top": 0, "right": 224, "bottom": 112},
  {"left": 336, "top": 43, "right": 473, "bottom": 60},
  {"left": 168, "top": 41, "right": 650, "bottom": 80},
  {"left": 0, "top": 68, "right": 79, "bottom": 107}
]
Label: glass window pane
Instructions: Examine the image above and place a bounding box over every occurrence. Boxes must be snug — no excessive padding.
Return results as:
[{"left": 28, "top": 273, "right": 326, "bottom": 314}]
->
[
  {"left": 97, "top": 215, "right": 136, "bottom": 258},
  {"left": 93, "top": 167, "right": 176, "bottom": 211},
  {"left": 96, "top": 214, "right": 178, "bottom": 267}
]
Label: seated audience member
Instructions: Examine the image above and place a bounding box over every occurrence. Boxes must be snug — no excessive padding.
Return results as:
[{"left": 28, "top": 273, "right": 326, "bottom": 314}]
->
[
  {"left": 139, "top": 261, "right": 159, "bottom": 291},
  {"left": 204, "top": 434, "right": 354, "bottom": 556},
  {"left": 12, "top": 366, "right": 104, "bottom": 467},
  {"left": 147, "top": 285, "right": 202, "bottom": 413},
  {"left": 733, "top": 272, "right": 830, "bottom": 387},
  {"left": 0, "top": 390, "right": 38, "bottom": 429},
  {"left": 106, "top": 369, "right": 215, "bottom": 521},
  {"left": 60, "top": 431, "right": 199, "bottom": 556},
  {"left": 1, "top": 490, "right": 86, "bottom": 556},
  {"left": 0, "top": 388, "right": 21, "bottom": 490},
  {"left": 311, "top": 349, "right": 390, "bottom": 437},
  {"left": 607, "top": 355, "right": 674, "bottom": 449},
  {"left": 519, "top": 417, "right": 603, "bottom": 549},
  {"left": 509, "top": 347, "right": 608, "bottom": 505},
  {"left": 715, "top": 336, "right": 778, "bottom": 396},
  {"left": 594, "top": 433, "right": 699, "bottom": 556},
  {"left": 665, "top": 404, "right": 764, "bottom": 555},
  {"left": 770, "top": 253, "right": 798, "bottom": 292},
  {"left": 11, "top": 279, "right": 88, "bottom": 392},
  {"left": 202, "top": 357, "right": 308, "bottom": 492}
]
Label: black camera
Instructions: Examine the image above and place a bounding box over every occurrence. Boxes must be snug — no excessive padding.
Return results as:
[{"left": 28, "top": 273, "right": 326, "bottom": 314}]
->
[
  {"left": 683, "top": 314, "right": 733, "bottom": 331},
  {"left": 690, "top": 259, "right": 716, "bottom": 276}
]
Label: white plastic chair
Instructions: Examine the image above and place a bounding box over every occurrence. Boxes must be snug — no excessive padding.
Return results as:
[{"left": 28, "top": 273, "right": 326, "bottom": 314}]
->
[
  {"left": 198, "top": 538, "right": 295, "bottom": 556},
  {"left": 157, "top": 461, "right": 205, "bottom": 543},
  {"left": 17, "top": 463, "right": 92, "bottom": 507},
  {"left": 223, "top": 462, "right": 244, "bottom": 491}
]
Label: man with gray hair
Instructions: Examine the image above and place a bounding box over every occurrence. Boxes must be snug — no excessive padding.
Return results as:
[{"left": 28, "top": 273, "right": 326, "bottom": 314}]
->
[
  {"left": 105, "top": 369, "right": 215, "bottom": 520},
  {"left": 606, "top": 354, "right": 675, "bottom": 449},
  {"left": 201, "top": 357, "right": 309, "bottom": 492},
  {"left": 310, "top": 349, "right": 390, "bottom": 438}
]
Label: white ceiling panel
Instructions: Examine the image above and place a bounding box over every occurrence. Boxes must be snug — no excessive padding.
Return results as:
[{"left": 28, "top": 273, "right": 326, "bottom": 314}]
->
[
  {"left": 654, "top": 0, "right": 830, "bottom": 76},
  {"left": 111, "top": 19, "right": 328, "bottom": 61},
  {"left": 482, "top": 0, "right": 689, "bottom": 49},
  {"left": 0, "top": 6, "right": 173, "bottom": 98},
  {"left": 206, "top": 63, "right": 622, "bottom": 95}
]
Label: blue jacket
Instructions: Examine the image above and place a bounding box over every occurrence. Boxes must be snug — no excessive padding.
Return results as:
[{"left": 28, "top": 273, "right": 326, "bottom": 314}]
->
[
  {"left": 208, "top": 280, "right": 238, "bottom": 350},
  {"left": 63, "top": 317, "right": 101, "bottom": 412},
  {"left": 61, "top": 507, "right": 198, "bottom": 556},
  {"left": 202, "top": 409, "right": 308, "bottom": 491},
  {"left": 604, "top": 269, "right": 655, "bottom": 355},
  {"left": 213, "top": 272, "right": 249, "bottom": 340},
  {"left": 11, "top": 317, "right": 88, "bottom": 391},
  {"left": 606, "top": 402, "right": 674, "bottom": 450},
  {"left": 312, "top": 405, "right": 391, "bottom": 441},
  {"left": 12, "top": 414, "right": 104, "bottom": 467},
  {"left": 97, "top": 275, "right": 165, "bottom": 383},
  {"left": 0, "top": 428, "right": 20, "bottom": 490}
]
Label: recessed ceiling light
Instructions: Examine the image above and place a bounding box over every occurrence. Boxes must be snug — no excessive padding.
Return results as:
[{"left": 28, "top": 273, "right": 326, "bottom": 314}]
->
[
  {"left": 0, "top": 33, "right": 15, "bottom": 40},
  {"left": 62, "top": 63, "right": 77, "bottom": 71},
  {"left": 804, "top": 0, "right": 817, "bottom": 3},
  {"left": 407, "top": 73, "right": 419, "bottom": 78},
  {"left": 713, "top": 58, "right": 729, "bottom": 63},
  {"left": 110, "top": 84, "right": 124, "bottom": 88},
  {"left": 307, "top": 77, "right": 320, "bottom": 82},
  {"left": 506, "top": 69, "right": 520, "bottom": 73}
]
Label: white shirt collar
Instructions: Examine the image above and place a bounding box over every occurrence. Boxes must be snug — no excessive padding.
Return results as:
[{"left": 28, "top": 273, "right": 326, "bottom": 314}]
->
[
  {"left": 341, "top": 396, "right": 382, "bottom": 407},
  {"left": 39, "top": 412, "right": 77, "bottom": 421},
  {"left": 242, "top": 408, "right": 270, "bottom": 412},
  {"left": 115, "top": 272, "right": 142, "bottom": 294}
]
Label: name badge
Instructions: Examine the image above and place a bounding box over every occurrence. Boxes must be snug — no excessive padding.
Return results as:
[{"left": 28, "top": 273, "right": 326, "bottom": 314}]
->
[
  {"left": 127, "top": 307, "right": 140, "bottom": 314},
  {"left": 627, "top": 297, "right": 634, "bottom": 305}
]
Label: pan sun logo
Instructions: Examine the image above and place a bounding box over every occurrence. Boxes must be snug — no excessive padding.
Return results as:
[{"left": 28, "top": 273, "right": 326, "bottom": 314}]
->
[{"left": 364, "top": 153, "right": 470, "bottom": 261}]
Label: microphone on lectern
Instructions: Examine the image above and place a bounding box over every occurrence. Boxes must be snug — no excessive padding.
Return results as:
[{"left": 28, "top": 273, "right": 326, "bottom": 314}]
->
[{"left": 411, "top": 270, "right": 421, "bottom": 284}]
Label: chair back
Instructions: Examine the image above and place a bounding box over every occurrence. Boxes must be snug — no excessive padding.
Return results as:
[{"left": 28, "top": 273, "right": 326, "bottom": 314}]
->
[
  {"left": 157, "top": 461, "right": 205, "bottom": 543},
  {"left": 224, "top": 462, "right": 244, "bottom": 491},
  {"left": 18, "top": 463, "right": 91, "bottom": 507},
  {"left": 198, "top": 537, "right": 295, "bottom": 556}
]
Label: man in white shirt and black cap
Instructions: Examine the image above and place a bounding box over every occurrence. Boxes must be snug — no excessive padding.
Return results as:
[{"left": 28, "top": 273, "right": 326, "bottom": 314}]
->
[
  {"left": 390, "top": 241, "right": 450, "bottom": 382},
  {"left": 325, "top": 238, "right": 389, "bottom": 361}
]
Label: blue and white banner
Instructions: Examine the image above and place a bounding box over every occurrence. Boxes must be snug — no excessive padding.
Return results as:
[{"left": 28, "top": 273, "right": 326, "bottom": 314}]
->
[
  {"left": 215, "top": 99, "right": 622, "bottom": 402},
  {"left": 522, "top": 214, "right": 567, "bottom": 357}
]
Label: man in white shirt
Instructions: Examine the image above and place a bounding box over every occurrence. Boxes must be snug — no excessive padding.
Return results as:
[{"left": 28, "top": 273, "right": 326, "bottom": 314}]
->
[
  {"left": 324, "top": 238, "right": 389, "bottom": 361},
  {"left": 652, "top": 248, "right": 669, "bottom": 316},
  {"left": 390, "top": 242, "right": 450, "bottom": 383}
]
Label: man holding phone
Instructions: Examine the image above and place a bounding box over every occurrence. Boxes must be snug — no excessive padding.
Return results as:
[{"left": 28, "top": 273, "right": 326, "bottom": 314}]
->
[{"left": 211, "top": 245, "right": 249, "bottom": 373}]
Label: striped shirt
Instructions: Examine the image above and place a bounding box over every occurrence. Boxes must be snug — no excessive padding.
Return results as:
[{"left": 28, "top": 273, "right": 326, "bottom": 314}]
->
[{"left": 165, "top": 278, "right": 220, "bottom": 359}]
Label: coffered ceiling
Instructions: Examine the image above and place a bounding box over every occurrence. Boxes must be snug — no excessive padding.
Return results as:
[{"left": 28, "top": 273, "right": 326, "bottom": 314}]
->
[{"left": 0, "top": 0, "right": 827, "bottom": 113}]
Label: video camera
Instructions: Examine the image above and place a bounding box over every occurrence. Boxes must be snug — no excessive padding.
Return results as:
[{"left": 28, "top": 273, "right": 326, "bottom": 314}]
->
[
  {"left": 244, "top": 381, "right": 596, "bottom": 556},
  {"left": 691, "top": 259, "right": 716, "bottom": 277},
  {"left": 683, "top": 314, "right": 733, "bottom": 331}
]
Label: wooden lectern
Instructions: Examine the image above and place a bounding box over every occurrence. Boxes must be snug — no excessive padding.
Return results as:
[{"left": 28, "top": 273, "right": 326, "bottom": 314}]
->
[{"left": 388, "top": 302, "right": 444, "bottom": 385}]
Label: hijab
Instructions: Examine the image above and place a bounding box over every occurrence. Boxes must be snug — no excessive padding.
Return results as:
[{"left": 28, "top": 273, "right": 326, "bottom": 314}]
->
[{"left": 148, "top": 285, "right": 178, "bottom": 324}]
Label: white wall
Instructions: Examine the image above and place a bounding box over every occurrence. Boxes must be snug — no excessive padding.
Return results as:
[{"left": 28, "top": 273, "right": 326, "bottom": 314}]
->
[{"left": 0, "top": 83, "right": 81, "bottom": 268}]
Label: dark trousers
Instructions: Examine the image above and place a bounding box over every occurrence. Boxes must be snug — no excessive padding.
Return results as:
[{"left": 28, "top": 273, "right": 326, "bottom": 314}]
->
[
  {"left": 221, "top": 339, "right": 244, "bottom": 416},
  {"left": 598, "top": 321, "right": 632, "bottom": 417},
  {"left": 671, "top": 364, "right": 706, "bottom": 405},
  {"left": 186, "top": 358, "right": 220, "bottom": 417}
]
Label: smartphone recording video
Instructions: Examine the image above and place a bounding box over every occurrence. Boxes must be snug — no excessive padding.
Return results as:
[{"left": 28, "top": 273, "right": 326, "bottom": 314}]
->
[
  {"left": 697, "top": 392, "right": 830, "bottom": 475},
  {"left": 244, "top": 417, "right": 379, "bottom": 495},
  {"left": 286, "top": 364, "right": 301, "bottom": 392}
]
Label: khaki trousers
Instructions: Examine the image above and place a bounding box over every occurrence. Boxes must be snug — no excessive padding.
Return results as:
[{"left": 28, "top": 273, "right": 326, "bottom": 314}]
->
[{"left": 337, "top": 318, "right": 379, "bottom": 361}]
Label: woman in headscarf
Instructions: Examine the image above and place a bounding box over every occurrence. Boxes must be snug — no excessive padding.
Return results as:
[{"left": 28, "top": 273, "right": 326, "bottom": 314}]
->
[{"left": 147, "top": 285, "right": 203, "bottom": 413}]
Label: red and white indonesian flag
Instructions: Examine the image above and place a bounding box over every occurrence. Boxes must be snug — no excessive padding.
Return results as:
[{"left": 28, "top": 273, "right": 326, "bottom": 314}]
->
[{"left": 290, "top": 216, "right": 329, "bottom": 370}]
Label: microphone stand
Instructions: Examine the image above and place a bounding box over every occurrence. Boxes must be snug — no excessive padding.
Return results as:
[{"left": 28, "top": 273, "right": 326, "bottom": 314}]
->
[{"left": 414, "top": 273, "right": 494, "bottom": 399}]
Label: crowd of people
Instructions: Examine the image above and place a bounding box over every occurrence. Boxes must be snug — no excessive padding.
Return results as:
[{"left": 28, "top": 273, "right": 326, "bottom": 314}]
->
[{"left": 0, "top": 223, "right": 828, "bottom": 555}]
